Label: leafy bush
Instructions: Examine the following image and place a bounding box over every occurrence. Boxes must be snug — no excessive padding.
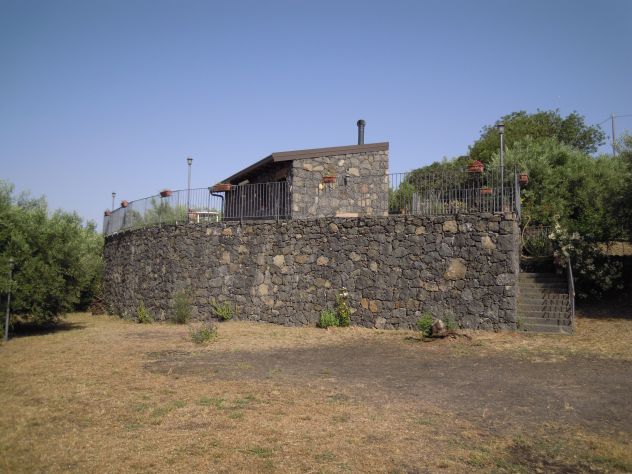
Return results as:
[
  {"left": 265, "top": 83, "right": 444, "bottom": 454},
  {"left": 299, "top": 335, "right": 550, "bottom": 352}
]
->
[
  {"left": 136, "top": 302, "right": 153, "bottom": 324},
  {"left": 550, "top": 221, "right": 623, "bottom": 299},
  {"left": 335, "top": 288, "right": 350, "bottom": 327},
  {"left": 189, "top": 321, "right": 218, "bottom": 344},
  {"left": 416, "top": 312, "right": 433, "bottom": 337},
  {"left": 172, "top": 290, "right": 192, "bottom": 324},
  {"left": 211, "top": 300, "right": 233, "bottom": 321},
  {"left": 318, "top": 309, "right": 339, "bottom": 328}
]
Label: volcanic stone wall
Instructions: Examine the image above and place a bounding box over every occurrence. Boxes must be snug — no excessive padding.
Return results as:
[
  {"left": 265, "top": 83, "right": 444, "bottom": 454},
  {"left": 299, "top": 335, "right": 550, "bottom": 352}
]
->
[
  {"left": 290, "top": 150, "right": 389, "bottom": 218},
  {"left": 103, "top": 213, "right": 519, "bottom": 330}
]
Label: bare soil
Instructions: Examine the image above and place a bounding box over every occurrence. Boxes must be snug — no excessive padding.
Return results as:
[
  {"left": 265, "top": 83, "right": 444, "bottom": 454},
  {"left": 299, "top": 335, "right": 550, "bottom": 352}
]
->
[{"left": 146, "top": 339, "right": 632, "bottom": 434}]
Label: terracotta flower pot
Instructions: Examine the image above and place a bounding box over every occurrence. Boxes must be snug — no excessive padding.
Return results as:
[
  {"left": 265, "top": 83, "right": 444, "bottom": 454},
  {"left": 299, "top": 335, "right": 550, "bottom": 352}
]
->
[
  {"left": 104, "top": 210, "right": 112, "bottom": 217},
  {"left": 160, "top": 189, "right": 173, "bottom": 198},
  {"left": 519, "top": 173, "right": 529, "bottom": 185},
  {"left": 480, "top": 187, "right": 493, "bottom": 195},
  {"left": 322, "top": 176, "right": 336, "bottom": 184},
  {"left": 467, "top": 160, "right": 484, "bottom": 173},
  {"left": 120, "top": 200, "right": 129, "bottom": 208},
  {"left": 212, "top": 183, "right": 232, "bottom": 192}
]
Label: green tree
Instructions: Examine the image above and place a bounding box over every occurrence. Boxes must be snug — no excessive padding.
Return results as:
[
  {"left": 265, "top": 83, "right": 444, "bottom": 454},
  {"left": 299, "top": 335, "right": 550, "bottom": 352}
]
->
[
  {"left": 0, "top": 181, "right": 103, "bottom": 325},
  {"left": 489, "top": 138, "right": 629, "bottom": 240},
  {"left": 469, "top": 110, "right": 605, "bottom": 163}
]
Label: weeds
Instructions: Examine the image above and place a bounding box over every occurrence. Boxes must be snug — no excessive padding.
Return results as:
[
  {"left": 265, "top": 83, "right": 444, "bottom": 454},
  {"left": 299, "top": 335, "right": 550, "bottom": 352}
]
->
[
  {"left": 318, "top": 309, "right": 339, "bottom": 328},
  {"left": 172, "top": 290, "right": 192, "bottom": 324},
  {"left": 335, "top": 288, "right": 350, "bottom": 327},
  {"left": 189, "top": 321, "right": 218, "bottom": 344},
  {"left": 416, "top": 312, "right": 433, "bottom": 337},
  {"left": 211, "top": 299, "right": 234, "bottom": 321},
  {"left": 137, "top": 302, "right": 153, "bottom": 324}
]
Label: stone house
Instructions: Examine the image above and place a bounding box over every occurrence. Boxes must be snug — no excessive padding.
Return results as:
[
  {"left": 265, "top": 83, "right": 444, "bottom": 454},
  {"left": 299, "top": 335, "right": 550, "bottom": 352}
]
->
[{"left": 218, "top": 142, "right": 390, "bottom": 219}]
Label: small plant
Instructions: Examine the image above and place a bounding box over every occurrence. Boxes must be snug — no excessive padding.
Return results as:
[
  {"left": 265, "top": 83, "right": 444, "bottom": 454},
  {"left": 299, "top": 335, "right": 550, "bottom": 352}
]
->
[
  {"left": 318, "top": 308, "right": 339, "bottom": 328},
  {"left": 211, "top": 299, "right": 234, "bottom": 321},
  {"left": 416, "top": 312, "right": 433, "bottom": 337},
  {"left": 189, "top": 321, "right": 218, "bottom": 344},
  {"left": 172, "top": 290, "right": 192, "bottom": 324},
  {"left": 443, "top": 312, "right": 458, "bottom": 331},
  {"left": 335, "top": 288, "right": 350, "bottom": 327},
  {"left": 136, "top": 302, "right": 153, "bottom": 324}
]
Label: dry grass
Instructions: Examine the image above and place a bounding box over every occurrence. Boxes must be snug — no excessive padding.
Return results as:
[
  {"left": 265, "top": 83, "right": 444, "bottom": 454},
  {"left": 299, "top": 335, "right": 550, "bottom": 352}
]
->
[{"left": 0, "top": 313, "right": 631, "bottom": 473}]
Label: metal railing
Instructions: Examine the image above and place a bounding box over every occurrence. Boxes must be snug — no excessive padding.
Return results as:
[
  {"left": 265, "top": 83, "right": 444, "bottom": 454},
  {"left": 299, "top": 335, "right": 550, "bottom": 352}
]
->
[
  {"left": 521, "top": 226, "right": 554, "bottom": 257},
  {"left": 567, "top": 256, "right": 576, "bottom": 329},
  {"left": 104, "top": 167, "right": 521, "bottom": 236},
  {"left": 387, "top": 167, "right": 518, "bottom": 215},
  {"left": 104, "top": 182, "right": 291, "bottom": 236}
]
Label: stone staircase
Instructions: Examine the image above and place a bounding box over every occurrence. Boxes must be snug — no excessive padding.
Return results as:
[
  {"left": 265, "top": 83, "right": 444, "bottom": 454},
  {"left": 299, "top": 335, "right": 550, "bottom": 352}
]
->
[{"left": 518, "top": 272, "right": 574, "bottom": 334}]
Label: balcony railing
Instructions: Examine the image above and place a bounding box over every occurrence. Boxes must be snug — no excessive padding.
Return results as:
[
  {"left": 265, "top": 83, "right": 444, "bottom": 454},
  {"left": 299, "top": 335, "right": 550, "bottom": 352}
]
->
[{"left": 104, "top": 167, "right": 521, "bottom": 236}]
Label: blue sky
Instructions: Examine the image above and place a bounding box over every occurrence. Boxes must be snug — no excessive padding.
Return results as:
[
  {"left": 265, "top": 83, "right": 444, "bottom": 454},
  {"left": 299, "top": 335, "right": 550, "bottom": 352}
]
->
[{"left": 1, "top": 0, "right": 631, "bottom": 228}]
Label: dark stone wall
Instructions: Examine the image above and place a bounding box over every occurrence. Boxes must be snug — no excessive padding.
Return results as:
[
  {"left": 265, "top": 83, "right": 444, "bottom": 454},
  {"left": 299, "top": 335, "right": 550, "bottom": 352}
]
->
[{"left": 103, "top": 213, "right": 520, "bottom": 330}]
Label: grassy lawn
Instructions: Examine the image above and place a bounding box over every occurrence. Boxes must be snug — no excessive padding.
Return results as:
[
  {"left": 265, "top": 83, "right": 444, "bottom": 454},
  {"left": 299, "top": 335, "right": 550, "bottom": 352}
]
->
[{"left": 1, "top": 312, "right": 631, "bottom": 473}]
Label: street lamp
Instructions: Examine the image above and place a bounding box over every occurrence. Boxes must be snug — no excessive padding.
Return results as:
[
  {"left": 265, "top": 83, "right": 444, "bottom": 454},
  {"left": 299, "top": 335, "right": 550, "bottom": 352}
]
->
[
  {"left": 187, "top": 157, "right": 193, "bottom": 211},
  {"left": 4, "top": 258, "right": 14, "bottom": 342},
  {"left": 497, "top": 123, "right": 505, "bottom": 211},
  {"left": 111, "top": 192, "right": 116, "bottom": 211}
]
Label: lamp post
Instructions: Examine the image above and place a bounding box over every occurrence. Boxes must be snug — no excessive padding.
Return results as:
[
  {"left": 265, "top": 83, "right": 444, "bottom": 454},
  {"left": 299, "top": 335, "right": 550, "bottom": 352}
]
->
[
  {"left": 187, "top": 157, "right": 193, "bottom": 211},
  {"left": 111, "top": 192, "right": 116, "bottom": 211},
  {"left": 4, "top": 258, "right": 14, "bottom": 342},
  {"left": 497, "top": 123, "right": 505, "bottom": 211}
]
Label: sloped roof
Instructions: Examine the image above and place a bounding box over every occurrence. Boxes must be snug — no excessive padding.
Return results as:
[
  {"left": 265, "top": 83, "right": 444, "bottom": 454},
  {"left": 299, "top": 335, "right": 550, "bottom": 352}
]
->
[{"left": 222, "top": 142, "right": 389, "bottom": 184}]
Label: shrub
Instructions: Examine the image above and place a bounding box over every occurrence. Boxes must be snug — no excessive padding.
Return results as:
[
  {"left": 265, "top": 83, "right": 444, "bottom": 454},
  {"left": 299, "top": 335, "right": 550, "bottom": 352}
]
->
[
  {"left": 172, "top": 290, "right": 192, "bottom": 324},
  {"left": 211, "top": 300, "right": 233, "bottom": 321},
  {"left": 318, "top": 309, "right": 339, "bottom": 328},
  {"left": 189, "top": 321, "right": 218, "bottom": 344},
  {"left": 416, "top": 312, "right": 433, "bottom": 337},
  {"left": 443, "top": 312, "right": 457, "bottom": 331},
  {"left": 335, "top": 288, "right": 350, "bottom": 327},
  {"left": 136, "top": 302, "right": 153, "bottom": 324}
]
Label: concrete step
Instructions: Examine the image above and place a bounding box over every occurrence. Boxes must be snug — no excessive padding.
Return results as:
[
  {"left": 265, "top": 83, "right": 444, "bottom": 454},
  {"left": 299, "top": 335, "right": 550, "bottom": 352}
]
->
[
  {"left": 519, "top": 272, "right": 565, "bottom": 281},
  {"left": 521, "top": 323, "right": 573, "bottom": 334},
  {"left": 519, "top": 310, "right": 571, "bottom": 319},
  {"left": 519, "top": 282, "right": 568, "bottom": 290},
  {"left": 521, "top": 316, "right": 572, "bottom": 326},
  {"left": 519, "top": 291, "right": 570, "bottom": 300},
  {"left": 518, "top": 303, "right": 571, "bottom": 313}
]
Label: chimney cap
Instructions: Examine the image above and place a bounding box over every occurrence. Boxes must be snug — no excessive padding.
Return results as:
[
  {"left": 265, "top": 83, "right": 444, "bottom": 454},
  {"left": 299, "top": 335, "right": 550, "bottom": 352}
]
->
[{"left": 357, "top": 119, "right": 366, "bottom": 126}]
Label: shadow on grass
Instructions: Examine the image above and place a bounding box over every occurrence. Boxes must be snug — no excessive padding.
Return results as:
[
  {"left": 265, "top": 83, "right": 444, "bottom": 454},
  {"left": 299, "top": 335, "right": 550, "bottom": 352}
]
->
[
  {"left": 8, "top": 319, "right": 87, "bottom": 339},
  {"left": 577, "top": 297, "right": 632, "bottom": 320}
]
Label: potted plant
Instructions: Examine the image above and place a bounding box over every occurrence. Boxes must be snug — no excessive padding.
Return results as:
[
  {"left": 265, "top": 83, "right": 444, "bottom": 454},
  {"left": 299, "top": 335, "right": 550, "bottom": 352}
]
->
[
  {"left": 467, "top": 160, "right": 484, "bottom": 173},
  {"left": 480, "top": 187, "right": 493, "bottom": 195},
  {"left": 212, "top": 183, "right": 232, "bottom": 192},
  {"left": 104, "top": 210, "right": 112, "bottom": 217},
  {"left": 160, "top": 189, "right": 172, "bottom": 198},
  {"left": 519, "top": 173, "right": 529, "bottom": 185},
  {"left": 120, "top": 200, "right": 129, "bottom": 208},
  {"left": 322, "top": 175, "right": 336, "bottom": 184}
]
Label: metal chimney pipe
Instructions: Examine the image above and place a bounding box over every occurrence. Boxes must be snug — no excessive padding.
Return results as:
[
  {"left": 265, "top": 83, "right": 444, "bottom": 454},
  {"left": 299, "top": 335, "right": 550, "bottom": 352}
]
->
[{"left": 357, "top": 119, "right": 365, "bottom": 145}]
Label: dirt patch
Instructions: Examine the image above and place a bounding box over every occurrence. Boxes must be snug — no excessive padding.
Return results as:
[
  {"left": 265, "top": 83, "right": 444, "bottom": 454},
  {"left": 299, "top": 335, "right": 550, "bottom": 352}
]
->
[{"left": 145, "top": 340, "right": 632, "bottom": 434}]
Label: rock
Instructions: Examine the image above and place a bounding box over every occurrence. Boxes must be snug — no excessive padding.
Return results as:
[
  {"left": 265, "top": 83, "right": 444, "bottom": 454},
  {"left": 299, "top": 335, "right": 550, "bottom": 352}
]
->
[
  {"left": 316, "top": 256, "right": 329, "bottom": 266},
  {"left": 442, "top": 220, "right": 458, "bottom": 233},
  {"left": 481, "top": 235, "right": 496, "bottom": 250},
  {"left": 431, "top": 319, "right": 447, "bottom": 337},
  {"left": 221, "top": 227, "right": 233, "bottom": 236},
  {"left": 375, "top": 317, "right": 387, "bottom": 329},
  {"left": 444, "top": 259, "right": 466, "bottom": 280},
  {"left": 272, "top": 255, "right": 285, "bottom": 267}
]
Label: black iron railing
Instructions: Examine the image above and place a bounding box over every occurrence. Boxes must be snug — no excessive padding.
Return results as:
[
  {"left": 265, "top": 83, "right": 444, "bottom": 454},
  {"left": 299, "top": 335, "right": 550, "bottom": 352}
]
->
[{"left": 104, "top": 167, "right": 521, "bottom": 236}]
